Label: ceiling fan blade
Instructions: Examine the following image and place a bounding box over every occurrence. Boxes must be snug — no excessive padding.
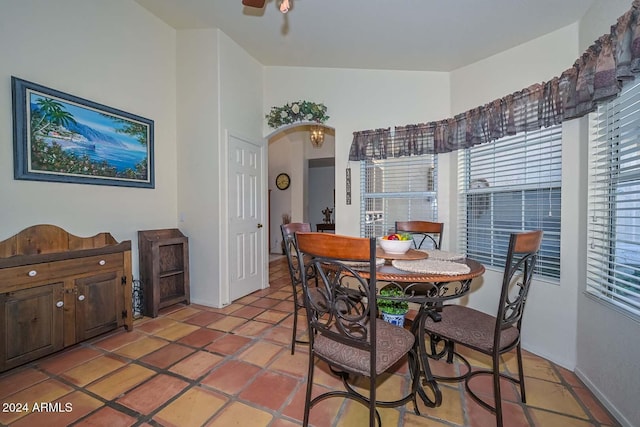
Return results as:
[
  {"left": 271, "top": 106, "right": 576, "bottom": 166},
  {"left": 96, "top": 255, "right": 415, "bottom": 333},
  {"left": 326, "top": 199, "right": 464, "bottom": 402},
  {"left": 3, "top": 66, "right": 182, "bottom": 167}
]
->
[{"left": 242, "top": 0, "right": 266, "bottom": 8}]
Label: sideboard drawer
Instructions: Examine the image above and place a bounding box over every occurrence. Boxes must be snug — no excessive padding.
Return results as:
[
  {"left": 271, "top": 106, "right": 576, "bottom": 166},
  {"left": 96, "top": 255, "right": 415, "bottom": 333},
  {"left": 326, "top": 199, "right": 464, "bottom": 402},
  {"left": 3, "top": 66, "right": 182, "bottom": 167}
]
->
[{"left": 0, "top": 253, "right": 123, "bottom": 291}]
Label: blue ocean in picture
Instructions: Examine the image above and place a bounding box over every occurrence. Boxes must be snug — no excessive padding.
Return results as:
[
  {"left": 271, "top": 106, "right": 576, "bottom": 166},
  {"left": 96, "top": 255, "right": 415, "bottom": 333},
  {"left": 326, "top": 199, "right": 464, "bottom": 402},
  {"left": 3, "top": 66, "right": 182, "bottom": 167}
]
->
[
  {"left": 49, "top": 140, "right": 147, "bottom": 173},
  {"left": 31, "top": 94, "right": 149, "bottom": 174}
]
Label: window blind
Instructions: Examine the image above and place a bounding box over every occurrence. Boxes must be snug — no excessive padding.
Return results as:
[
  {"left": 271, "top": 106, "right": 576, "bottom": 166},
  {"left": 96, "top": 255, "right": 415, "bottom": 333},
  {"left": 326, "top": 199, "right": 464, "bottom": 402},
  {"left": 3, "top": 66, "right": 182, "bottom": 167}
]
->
[
  {"left": 360, "top": 155, "right": 437, "bottom": 238},
  {"left": 587, "top": 79, "right": 640, "bottom": 318},
  {"left": 458, "top": 126, "right": 562, "bottom": 279}
]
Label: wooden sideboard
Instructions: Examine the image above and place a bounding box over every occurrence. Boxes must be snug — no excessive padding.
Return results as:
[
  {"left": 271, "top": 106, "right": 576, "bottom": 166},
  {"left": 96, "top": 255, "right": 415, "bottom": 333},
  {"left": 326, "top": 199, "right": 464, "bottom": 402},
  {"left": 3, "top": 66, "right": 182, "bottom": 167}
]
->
[{"left": 0, "top": 225, "right": 133, "bottom": 372}]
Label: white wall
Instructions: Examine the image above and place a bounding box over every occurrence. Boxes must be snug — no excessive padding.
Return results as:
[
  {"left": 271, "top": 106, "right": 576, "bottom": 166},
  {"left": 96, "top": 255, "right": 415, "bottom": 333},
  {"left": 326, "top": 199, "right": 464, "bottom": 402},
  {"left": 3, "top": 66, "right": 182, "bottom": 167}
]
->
[
  {"left": 177, "top": 29, "right": 264, "bottom": 307},
  {"left": 449, "top": 24, "right": 582, "bottom": 369},
  {"left": 0, "top": 0, "right": 177, "bottom": 278},
  {"left": 575, "top": 2, "right": 640, "bottom": 426},
  {"left": 176, "top": 29, "right": 221, "bottom": 307},
  {"left": 264, "top": 67, "right": 451, "bottom": 237}
]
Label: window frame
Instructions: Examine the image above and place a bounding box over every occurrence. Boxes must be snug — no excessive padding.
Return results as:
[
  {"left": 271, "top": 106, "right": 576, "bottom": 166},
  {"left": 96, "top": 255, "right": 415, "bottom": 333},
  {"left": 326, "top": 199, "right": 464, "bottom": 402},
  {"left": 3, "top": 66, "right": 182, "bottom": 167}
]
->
[
  {"left": 458, "top": 125, "right": 563, "bottom": 281},
  {"left": 360, "top": 154, "right": 438, "bottom": 239}
]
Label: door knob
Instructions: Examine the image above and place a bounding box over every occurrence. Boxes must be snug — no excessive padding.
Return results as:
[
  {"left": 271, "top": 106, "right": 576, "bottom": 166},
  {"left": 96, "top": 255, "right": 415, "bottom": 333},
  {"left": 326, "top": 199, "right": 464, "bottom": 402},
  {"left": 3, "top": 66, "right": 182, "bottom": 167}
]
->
[{"left": 257, "top": 223, "right": 263, "bottom": 228}]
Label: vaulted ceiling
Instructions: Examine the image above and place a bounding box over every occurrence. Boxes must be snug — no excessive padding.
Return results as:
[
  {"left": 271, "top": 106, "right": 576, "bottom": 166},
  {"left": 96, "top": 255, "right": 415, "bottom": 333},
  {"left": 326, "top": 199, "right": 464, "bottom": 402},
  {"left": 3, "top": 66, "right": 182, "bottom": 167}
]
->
[{"left": 135, "top": 0, "right": 598, "bottom": 72}]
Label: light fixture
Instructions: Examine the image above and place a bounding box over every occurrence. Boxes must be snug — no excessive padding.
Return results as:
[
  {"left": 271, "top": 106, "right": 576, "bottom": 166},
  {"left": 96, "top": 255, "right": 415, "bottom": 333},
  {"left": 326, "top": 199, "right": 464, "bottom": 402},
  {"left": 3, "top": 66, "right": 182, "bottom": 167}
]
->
[
  {"left": 279, "top": 0, "right": 290, "bottom": 13},
  {"left": 310, "top": 125, "right": 325, "bottom": 148}
]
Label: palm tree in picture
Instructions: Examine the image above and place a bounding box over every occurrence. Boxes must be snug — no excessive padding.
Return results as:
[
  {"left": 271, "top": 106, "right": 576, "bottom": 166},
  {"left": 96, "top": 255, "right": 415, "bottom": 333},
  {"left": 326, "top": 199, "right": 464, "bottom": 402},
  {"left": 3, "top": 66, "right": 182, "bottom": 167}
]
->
[{"left": 31, "top": 98, "right": 77, "bottom": 135}]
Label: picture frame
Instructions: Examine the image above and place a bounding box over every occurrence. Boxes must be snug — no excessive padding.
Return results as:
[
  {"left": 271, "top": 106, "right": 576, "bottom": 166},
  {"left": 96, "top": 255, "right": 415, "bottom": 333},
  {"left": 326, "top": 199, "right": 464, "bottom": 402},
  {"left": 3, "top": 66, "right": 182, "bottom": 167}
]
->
[{"left": 11, "top": 76, "right": 154, "bottom": 188}]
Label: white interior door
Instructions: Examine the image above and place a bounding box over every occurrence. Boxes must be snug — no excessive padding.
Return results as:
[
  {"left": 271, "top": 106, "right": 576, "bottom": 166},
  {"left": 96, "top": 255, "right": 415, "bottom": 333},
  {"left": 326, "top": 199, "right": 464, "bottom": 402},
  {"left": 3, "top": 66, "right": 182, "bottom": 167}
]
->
[{"left": 228, "top": 134, "right": 264, "bottom": 301}]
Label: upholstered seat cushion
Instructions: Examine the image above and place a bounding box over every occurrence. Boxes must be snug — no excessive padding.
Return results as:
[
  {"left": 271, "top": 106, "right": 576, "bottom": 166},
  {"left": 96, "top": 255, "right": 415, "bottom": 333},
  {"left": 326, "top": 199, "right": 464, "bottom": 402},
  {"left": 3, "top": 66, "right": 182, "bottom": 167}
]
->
[
  {"left": 314, "top": 318, "right": 414, "bottom": 376},
  {"left": 424, "top": 305, "right": 519, "bottom": 354}
]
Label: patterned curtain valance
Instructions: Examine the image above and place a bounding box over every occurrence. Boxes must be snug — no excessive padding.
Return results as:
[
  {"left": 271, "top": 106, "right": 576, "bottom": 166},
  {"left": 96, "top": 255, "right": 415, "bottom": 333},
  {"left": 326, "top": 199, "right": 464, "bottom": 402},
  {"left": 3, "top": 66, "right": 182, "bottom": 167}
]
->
[{"left": 349, "top": 0, "right": 640, "bottom": 161}]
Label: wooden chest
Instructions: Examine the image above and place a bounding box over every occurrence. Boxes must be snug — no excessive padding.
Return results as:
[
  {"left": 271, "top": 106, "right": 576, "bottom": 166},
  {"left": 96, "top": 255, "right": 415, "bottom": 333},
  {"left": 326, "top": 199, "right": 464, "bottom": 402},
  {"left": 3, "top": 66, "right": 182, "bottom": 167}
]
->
[{"left": 0, "top": 225, "right": 133, "bottom": 372}]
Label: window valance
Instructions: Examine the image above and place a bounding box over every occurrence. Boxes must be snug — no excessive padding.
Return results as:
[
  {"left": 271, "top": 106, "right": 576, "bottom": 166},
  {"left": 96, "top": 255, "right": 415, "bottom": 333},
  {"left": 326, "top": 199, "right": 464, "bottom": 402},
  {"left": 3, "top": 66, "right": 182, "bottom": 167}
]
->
[{"left": 349, "top": 0, "right": 640, "bottom": 161}]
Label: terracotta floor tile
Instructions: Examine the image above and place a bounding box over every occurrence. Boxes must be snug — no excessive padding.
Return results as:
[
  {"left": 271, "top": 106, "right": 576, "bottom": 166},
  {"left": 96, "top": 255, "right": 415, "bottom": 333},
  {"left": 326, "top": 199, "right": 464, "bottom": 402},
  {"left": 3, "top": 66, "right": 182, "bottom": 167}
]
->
[
  {"left": 282, "top": 383, "right": 344, "bottom": 425},
  {"left": 235, "top": 294, "right": 260, "bottom": 305},
  {"left": 573, "top": 386, "right": 616, "bottom": 425},
  {"left": 10, "top": 390, "right": 102, "bottom": 427},
  {"left": 0, "top": 379, "right": 74, "bottom": 425},
  {"left": 178, "top": 327, "right": 225, "bottom": 348},
  {"left": 139, "top": 342, "right": 195, "bottom": 368},
  {"left": 153, "top": 386, "right": 227, "bottom": 427},
  {"left": 272, "top": 300, "right": 294, "bottom": 313},
  {"left": 61, "top": 354, "right": 127, "bottom": 387},
  {"left": 416, "top": 383, "right": 464, "bottom": 425},
  {"left": 237, "top": 341, "right": 283, "bottom": 367},
  {"left": 135, "top": 317, "right": 180, "bottom": 334},
  {"left": 206, "top": 315, "right": 247, "bottom": 332},
  {"left": 184, "top": 310, "right": 226, "bottom": 326},
  {"left": 117, "top": 374, "right": 189, "bottom": 415},
  {"left": 250, "top": 297, "right": 282, "bottom": 309},
  {"left": 525, "top": 376, "right": 588, "bottom": 419},
  {"left": 0, "top": 367, "right": 49, "bottom": 399},
  {"left": 91, "top": 330, "right": 146, "bottom": 351},
  {"left": 218, "top": 303, "right": 244, "bottom": 314},
  {"left": 169, "top": 350, "right": 224, "bottom": 380},
  {"left": 254, "top": 310, "right": 289, "bottom": 324},
  {"left": 206, "top": 401, "right": 273, "bottom": 427},
  {"left": 341, "top": 399, "right": 401, "bottom": 427},
  {"left": 153, "top": 322, "right": 200, "bottom": 341},
  {"left": 113, "top": 336, "right": 169, "bottom": 359},
  {"left": 86, "top": 364, "right": 156, "bottom": 400},
  {"left": 261, "top": 324, "right": 296, "bottom": 347},
  {"left": 165, "top": 306, "right": 202, "bottom": 321},
  {"left": 232, "top": 320, "right": 272, "bottom": 337},
  {"left": 0, "top": 260, "right": 622, "bottom": 427},
  {"left": 231, "top": 304, "right": 266, "bottom": 319},
  {"left": 269, "top": 348, "right": 309, "bottom": 378},
  {"left": 267, "top": 290, "right": 292, "bottom": 300},
  {"left": 36, "top": 346, "right": 104, "bottom": 375},
  {"left": 529, "top": 407, "right": 596, "bottom": 427},
  {"left": 238, "top": 371, "right": 299, "bottom": 411},
  {"left": 204, "top": 334, "right": 252, "bottom": 355},
  {"left": 200, "top": 360, "right": 261, "bottom": 395},
  {"left": 74, "top": 406, "right": 138, "bottom": 426}
]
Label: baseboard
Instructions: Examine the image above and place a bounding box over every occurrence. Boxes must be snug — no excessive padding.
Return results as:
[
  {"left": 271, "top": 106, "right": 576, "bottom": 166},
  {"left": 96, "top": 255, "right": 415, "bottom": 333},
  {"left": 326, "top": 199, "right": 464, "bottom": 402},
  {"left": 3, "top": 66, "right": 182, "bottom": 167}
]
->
[{"left": 574, "top": 368, "right": 633, "bottom": 427}]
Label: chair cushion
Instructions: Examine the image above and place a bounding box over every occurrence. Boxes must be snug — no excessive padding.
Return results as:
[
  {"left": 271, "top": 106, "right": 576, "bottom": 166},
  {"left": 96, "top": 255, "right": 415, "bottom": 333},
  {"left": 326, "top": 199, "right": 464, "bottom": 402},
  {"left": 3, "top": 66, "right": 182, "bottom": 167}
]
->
[
  {"left": 314, "top": 319, "right": 414, "bottom": 376},
  {"left": 424, "top": 305, "right": 519, "bottom": 354}
]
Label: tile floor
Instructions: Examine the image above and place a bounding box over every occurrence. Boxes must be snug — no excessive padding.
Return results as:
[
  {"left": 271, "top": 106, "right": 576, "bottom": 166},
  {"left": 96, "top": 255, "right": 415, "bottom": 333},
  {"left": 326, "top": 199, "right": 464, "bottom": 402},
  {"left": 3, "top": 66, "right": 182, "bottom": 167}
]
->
[{"left": 0, "top": 258, "right": 621, "bottom": 427}]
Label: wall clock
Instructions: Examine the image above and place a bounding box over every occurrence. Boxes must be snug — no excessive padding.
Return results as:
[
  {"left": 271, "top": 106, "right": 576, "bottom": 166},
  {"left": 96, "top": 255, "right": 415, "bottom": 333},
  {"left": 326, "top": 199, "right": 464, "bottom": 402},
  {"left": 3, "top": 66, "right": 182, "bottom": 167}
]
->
[{"left": 276, "top": 173, "right": 290, "bottom": 190}]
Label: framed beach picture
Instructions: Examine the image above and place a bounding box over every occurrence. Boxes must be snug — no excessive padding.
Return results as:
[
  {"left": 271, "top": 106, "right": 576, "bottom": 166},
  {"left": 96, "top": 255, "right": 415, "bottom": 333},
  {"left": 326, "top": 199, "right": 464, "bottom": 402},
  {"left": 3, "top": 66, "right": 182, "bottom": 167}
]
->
[{"left": 11, "top": 76, "right": 154, "bottom": 188}]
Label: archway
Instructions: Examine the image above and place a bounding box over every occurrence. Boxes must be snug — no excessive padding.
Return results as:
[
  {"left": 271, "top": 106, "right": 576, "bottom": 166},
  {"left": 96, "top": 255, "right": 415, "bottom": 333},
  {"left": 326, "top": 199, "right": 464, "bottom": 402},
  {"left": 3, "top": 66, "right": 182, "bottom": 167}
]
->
[{"left": 266, "top": 123, "right": 335, "bottom": 254}]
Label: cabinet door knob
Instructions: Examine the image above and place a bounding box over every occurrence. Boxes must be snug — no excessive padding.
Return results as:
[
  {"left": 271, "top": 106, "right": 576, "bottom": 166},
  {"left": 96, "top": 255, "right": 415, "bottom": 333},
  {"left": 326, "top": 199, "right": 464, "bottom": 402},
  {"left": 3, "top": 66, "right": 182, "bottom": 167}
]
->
[
  {"left": 257, "top": 223, "right": 263, "bottom": 228},
  {"left": 78, "top": 295, "right": 85, "bottom": 301},
  {"left": 28, "top": 270, "right": 37, "bottom": 277},
  {"left": 99, "top": 259, "right": 106, "bottom": 265},
  {"left": 56, "top": 301, "right": 64, "bottom": 308}
]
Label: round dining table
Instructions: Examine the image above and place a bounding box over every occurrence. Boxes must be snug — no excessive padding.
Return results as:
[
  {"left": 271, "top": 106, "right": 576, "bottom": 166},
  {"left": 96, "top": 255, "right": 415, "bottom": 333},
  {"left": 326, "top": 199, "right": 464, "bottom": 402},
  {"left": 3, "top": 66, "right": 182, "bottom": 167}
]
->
[{"left": 359, "top": 250, "right": 486, "bottom": 408}]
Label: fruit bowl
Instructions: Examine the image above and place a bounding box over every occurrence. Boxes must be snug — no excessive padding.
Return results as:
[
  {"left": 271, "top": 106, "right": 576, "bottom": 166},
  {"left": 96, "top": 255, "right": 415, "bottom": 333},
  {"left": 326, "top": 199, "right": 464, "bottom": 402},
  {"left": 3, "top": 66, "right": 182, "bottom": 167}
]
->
[{"left": 378, "top": 237, "right": 412, "bottom": 255}]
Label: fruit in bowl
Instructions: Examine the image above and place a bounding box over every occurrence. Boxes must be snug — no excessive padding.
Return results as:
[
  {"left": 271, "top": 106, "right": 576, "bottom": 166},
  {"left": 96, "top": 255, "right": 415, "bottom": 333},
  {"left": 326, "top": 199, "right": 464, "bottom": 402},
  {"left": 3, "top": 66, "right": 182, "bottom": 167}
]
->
[{"left": 379, "top": 233, "right": 413, "bottom": 254}]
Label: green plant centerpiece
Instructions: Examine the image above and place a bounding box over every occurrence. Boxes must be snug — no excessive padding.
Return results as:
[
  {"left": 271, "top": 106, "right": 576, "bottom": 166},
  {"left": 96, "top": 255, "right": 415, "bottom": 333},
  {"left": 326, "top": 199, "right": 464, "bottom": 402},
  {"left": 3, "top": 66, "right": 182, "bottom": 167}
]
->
[
  {"left": 377, "top": 285, "right": 409, "bottom": 315},
  {"left": 266, "top": 100, "right": 329, "bottom": 128}
]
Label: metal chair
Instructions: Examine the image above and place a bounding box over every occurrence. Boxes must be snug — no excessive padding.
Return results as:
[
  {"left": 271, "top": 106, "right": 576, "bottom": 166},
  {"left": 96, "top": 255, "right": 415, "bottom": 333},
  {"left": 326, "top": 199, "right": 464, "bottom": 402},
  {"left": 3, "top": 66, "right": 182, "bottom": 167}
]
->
[
  {"left": 294, "top": 232, "right": 420, "bottom": 427},
  {"left": 423, "top": 230, "right": 543, "bottom": 427},
  {"left": 395, "top": 221, "right": 444, "bottom": 250},
  {"left": 280, "top": 223, "right": 316, "bottom": 355}
]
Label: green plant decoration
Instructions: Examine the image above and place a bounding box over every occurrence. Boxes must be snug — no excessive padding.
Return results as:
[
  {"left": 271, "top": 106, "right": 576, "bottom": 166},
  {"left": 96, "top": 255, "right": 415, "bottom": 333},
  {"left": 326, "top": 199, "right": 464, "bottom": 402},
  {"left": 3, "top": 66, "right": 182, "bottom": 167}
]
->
[
  {"left": 266, "top": 100, "right": 329, "bottom": 128},
  {"left": 377, "top": 286, "right": 409, "bottom": 315}
]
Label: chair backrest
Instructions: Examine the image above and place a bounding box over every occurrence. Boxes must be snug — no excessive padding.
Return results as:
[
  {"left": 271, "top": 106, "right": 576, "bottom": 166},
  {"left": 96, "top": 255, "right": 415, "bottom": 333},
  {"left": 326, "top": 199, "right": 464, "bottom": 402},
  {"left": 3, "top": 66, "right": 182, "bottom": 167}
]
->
[
  {"left": 495, "top": 230, "right": 544, "bottom": 335},
  {"left": 294, "top": 232, "right": 377, "bottom": 353},
  {"left": 280, "top": 222, "right": 312, "bottom": 291},
  {"left": 395, "top": 221, "right": 444, "bottom": 249}
]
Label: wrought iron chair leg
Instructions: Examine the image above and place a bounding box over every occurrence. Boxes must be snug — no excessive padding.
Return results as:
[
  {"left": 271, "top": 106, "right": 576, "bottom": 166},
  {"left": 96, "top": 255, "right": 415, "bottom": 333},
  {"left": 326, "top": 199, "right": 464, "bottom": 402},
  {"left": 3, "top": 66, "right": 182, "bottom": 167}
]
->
[
  {"left": 493, "top": 353, "right": 503, "bottom": 427},
  {"left": 517, "top": 343, "right": 526, "bottom": 403}
]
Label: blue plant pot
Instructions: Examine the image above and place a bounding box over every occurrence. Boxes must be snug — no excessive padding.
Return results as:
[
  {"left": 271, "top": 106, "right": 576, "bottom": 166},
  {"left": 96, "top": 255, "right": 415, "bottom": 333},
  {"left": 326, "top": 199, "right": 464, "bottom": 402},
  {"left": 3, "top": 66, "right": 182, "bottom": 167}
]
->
[{"left": 381, "top": 311, "right": 406, "bottom": 327}]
